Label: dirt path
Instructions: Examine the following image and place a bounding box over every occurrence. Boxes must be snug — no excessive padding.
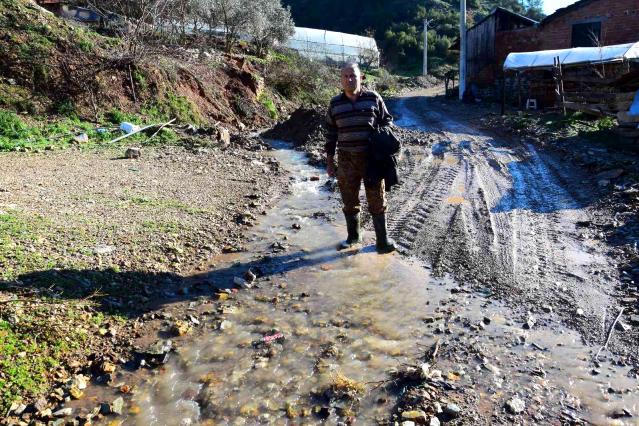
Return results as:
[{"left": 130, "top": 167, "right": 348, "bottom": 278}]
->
[{"left": 387, "top": 90, "right": 632, "bottom": 352}]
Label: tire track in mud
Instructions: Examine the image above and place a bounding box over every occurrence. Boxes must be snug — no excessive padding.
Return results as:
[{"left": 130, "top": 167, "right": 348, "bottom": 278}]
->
[
  {"left": 388, "top": 155, "right": 460, "bottom": 255},
  {"left": 388, "top": 95, "right": 617, "bottom": 343}
]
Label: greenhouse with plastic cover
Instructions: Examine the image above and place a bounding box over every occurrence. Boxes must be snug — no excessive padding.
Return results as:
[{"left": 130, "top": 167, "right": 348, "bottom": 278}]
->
[{"left": 283, "top": 27, "right": 380, "bottom": 68}]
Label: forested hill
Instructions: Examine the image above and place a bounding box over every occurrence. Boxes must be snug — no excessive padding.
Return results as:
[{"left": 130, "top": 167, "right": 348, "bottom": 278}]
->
[{"left": 281, "top": 0, "right": 544, "bottom": 73}]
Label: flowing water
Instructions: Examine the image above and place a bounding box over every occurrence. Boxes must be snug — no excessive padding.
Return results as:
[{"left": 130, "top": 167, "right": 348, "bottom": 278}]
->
[{"left": 81, "top": 138, "right": 638, "bottom": 425}]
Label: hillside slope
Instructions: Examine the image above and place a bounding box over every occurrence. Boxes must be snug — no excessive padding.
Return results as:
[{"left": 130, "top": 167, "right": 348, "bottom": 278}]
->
[{"left": 0, "top": 0, "right": 286, "bottom": 132}]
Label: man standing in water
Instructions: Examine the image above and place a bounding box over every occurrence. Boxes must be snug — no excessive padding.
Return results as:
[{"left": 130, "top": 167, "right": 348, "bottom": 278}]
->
[{"left": 325, "top": 62, "right": 396, "bottom": 254}]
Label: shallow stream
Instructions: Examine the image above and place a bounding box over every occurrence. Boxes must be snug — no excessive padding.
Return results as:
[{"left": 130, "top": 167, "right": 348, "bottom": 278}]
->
[{"left": 88, "top": 139, "right": 636, "bottom": 426}]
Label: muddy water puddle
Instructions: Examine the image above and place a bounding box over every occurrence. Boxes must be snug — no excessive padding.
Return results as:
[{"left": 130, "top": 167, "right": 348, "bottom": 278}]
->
[{"left": 81, "top": 141, "right": 638, "bottom": 425}]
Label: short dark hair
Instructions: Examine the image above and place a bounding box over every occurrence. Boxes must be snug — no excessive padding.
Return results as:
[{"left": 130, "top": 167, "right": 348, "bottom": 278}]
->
[{"left": 341, "top": 62, "right": 361, "bottom": 73}]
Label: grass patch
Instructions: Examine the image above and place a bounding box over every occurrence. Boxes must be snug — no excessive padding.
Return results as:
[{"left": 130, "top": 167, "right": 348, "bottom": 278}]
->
[
  {"left": 0, "top": 210, "right": 57, "bottom": 281},
  {"left": 501, "top": 111, "right": 624, "bottom": 147},
  {"left": 106, "top": 108, "right": 140, "bottom": 125},
  {"left": 0, "top": 108, "right": 182, "bottom": 152},
  {"left": 0, "top": 319, "right": 57, "bottom": 415},
  {"left": 0, "top": 84, "right": 38, "bottom": 114},
  {"left": 143, "top": 93, "right": 202, "bottom": 125},
  {"left": 0, "top": 109, "right": 117, "bottom": 151},
  {"left": 258, "top": 92, "right": 278, "bottom": 119},
  {"left": 0, "top": 300, "right": 93, "bottom": 415},
  {"left": 0, "top": 209, "right": 91, "bottom": 281},
  {"left": 133, "top": 69, "right": 148, "bottom": 92}
]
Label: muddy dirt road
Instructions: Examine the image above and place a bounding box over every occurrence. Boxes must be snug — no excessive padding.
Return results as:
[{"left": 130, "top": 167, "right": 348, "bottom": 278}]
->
[
  {"left": 388, "top": 92, "right": 632, "bottom": 352},
  {"left": 47, "top": 92, "right": 638, "bottom": 426}
]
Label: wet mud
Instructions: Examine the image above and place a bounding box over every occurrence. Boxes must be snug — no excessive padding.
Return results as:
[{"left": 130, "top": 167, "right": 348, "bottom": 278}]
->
[{"left": 74, "top": 132, "right": 638, "bottom": 425}]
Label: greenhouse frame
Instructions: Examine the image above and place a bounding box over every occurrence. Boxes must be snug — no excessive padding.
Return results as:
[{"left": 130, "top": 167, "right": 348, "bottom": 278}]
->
[{"left": 284, "top": 27, "right": 380, "bottom": 68}]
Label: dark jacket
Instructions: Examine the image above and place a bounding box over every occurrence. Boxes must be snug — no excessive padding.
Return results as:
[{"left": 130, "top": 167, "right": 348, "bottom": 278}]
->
[{"left": 365, "top": 124, "right": 401, "bottom": 191}]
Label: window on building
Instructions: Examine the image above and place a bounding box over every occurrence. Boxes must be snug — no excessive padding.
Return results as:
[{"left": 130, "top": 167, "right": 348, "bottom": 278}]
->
[{"left": 571, "top": 21, "right": 602, "bottom": 47}]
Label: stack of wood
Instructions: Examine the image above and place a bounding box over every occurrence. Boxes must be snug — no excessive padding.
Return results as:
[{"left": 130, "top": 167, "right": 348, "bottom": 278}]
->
[{"left": 559, "top": 64, "right": 639, "bottom": 117}]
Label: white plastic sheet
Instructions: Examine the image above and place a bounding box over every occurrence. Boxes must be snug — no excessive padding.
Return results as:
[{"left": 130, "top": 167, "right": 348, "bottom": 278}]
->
[{"left": 503, "top": 42, "right": 639, "bottom": 71}]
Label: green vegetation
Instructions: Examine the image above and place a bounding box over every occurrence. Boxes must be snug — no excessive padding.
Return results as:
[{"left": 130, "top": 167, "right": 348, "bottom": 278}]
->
[
  {"left": 0, "top": 301, "right": 96, "bottom": 414},
  {"left": 0, "top": 84, "right": 38, "bottom": 114},
  {"left": 143, "top": 93, "right": 202, "bottom": 125},
  {"left": 0, "top": 209, "right": 92, "bottom": 281},
  {"left": 106, "top": 108, "right": 139, "bottom": 125},
  {"left": 0, "top": 108, "right": 185, "bottom": 152},
  {"left": 265, "top": 50, "right": 338, "bottom": 106},
  {"left": 0, "top": 109, "right": 115, "bottom": 151},
  {"left": 72, "top": 28, "right": 97, "bottom": 53},
  {"left": 364, "top": 68, "right": 399, "bottom": 97},
  {"left": 133, "top": 69, "right": 149, "bottom": 92},
  {"left": 127, "top": 196, "right": 210, "bottom": 215},
  {"left": 0, "top": 319, "right": 57, "bottom": 414},
  {"left": 0, "top": 211, "right": 54, "bottom": 280},
  {"left": 258, "top": 92, "right": 278, "bottom": 119},
  {"left": 54, "top": 99, "right": 78, "bottom": 118},
  {"left": 504, "top": 111, "right": 621, "bottom": 145}
]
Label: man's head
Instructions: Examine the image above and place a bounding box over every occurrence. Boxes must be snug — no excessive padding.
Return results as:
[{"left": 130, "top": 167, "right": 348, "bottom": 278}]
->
[{"left": 340, "top": 62, "right": 362, "bottom": 96}]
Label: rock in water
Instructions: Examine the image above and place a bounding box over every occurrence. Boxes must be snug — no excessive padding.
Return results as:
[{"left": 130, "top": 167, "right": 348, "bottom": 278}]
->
[
  {"left": 505, "top": 397, "right": 526, "bottom": 414},
  {"left": 111, "top": 397, "right": 124, "bottom": 415},
  {"left": 444, "top": 403, "right": 461, "bottom": 418},
  {"left": 53, "top": 407, "right": 73, "bottom": 417},
  {"left": 401, "top": 410, "right": 427, "bottom": 422}
]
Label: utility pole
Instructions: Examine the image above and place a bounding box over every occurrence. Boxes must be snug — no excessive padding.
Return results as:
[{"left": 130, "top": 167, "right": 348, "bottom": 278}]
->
[
  {"left": 459, "top": 0, "right": 467, "bottom": 100},
  {"left": 422, "top": 18, "right": 435, "bottom": 76}
]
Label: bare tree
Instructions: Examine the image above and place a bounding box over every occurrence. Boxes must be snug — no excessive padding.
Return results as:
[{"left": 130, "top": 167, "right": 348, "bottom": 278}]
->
[
  {"left": 209, "top": 0, "right": 251, "bottom": 52},
  {"left": 194, "top": 0, "right": 220, "bottom": 37},
  {"left": 245, "top": 0, "right": 294, "bottom": 57},
  {"left": 89, "top": 0, "right": 173, "bottom": 62},
  {"left": 356, "top": 41, "right": 380, "bottom": 70}
]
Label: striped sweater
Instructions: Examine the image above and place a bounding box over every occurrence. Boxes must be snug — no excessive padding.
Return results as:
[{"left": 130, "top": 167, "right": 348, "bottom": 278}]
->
[{"left": 325, "top": 90, "right": 393, "bottom": 156}]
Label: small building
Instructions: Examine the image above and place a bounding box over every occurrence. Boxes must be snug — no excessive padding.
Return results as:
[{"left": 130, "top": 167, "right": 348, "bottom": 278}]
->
[
  {"left": 503, "top": 42, "right": 639, "bottom": 112},
  {"left": 36, "top": 0, "right": 64, "bottom": 14},
  {"left": 459, "top": 0, "right": 639, "bottom": 100},
  {"left": 464, "top": 7, "right": 538, "bottom": 91},
  {"left": 537, "top": 0, "right": 639, "bottom": 49}
]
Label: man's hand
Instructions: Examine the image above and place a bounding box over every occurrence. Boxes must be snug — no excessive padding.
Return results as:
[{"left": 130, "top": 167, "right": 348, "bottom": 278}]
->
[{"left": 326, "top": 155, "right": 336, "bottom": 177}]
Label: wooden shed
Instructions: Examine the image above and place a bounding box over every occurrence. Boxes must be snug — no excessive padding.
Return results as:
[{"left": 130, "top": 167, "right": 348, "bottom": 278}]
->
[{"left": 464, "top": 7, "right": 538, "bottom": 96}]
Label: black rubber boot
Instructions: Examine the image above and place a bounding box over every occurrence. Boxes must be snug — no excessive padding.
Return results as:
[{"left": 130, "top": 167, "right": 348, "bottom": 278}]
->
[
  {"left": 372, "top": 213, "right": 396, "bottom": 254},
  {"left": 339, "top": 213, "right": 362, "bottom": 250}
]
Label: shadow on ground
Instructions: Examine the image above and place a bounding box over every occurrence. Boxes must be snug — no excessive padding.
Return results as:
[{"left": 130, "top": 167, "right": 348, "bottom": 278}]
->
[{"left": 0, "top": 244, "right": 364, "bottom": 318}]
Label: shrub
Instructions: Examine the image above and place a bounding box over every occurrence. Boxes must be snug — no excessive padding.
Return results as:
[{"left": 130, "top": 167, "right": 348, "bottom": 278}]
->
[
  {"left": 265, "top": 50, "right": 338, "bottom": 106},
  {"left": 0, "top": 110, "right": 31, "bottom": 140},
  {"left": 258, "top": 93, "right": 278, "bottom": 119}
]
